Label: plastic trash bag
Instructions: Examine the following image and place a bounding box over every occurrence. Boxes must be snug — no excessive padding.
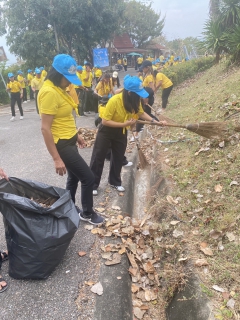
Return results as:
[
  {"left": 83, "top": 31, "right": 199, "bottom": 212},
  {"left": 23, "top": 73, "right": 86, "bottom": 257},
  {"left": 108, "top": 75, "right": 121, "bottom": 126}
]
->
[{"left": 0, "top": 177, "right": 80, "bottom": 279}]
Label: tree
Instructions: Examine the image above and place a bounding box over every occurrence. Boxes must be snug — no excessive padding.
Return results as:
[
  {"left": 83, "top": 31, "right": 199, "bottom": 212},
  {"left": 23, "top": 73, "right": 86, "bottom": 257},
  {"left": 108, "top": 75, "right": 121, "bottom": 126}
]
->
[
  {"left": 2, "top": 0, "right": 125, "bottom": 66},
  {"left": 209, "top": 0, "right": 221, "bottom": 19},
  {"left": 121, "top": 0, "right": 165, "bottom": 48}
]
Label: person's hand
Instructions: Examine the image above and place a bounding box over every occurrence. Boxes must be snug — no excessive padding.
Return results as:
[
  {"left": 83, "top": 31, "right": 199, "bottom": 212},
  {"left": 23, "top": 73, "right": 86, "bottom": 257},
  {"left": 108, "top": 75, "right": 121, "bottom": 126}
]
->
[
  {"left": 0, "top": 168, "right": 9, "bottom": 181},
  {"left": 77, "top": 134, "right": 86, "bottom": 149},
  {"left": 158, "top": 120, "right": 167, "bottom": 126},
  {"left": 124, "top": 119, "right": 136, "bottom": 127},
  {"left": 20, "top": 93, "right": 23, "bottom": 98},
  {"left": 54, "top": 159, "right": 66, "bottom": 176}
]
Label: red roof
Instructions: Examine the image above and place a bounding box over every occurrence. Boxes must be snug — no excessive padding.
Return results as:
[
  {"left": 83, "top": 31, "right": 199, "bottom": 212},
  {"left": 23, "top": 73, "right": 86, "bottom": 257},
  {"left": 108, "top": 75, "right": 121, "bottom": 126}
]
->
[
  {"left": 113, "top": 33, "right": 134, "bottom": 50},
  {"left": 146, "top": 43, "right": 166, "bottom": 50}
]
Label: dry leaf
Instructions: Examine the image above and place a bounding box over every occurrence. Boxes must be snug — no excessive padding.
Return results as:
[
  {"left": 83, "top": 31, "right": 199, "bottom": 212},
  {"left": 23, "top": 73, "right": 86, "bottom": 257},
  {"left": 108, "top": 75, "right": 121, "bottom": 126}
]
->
[
  {"left": 129, "top": 267, "right": 138, "bottom": 277},
  {"left": 119, "top": 246, "right": 126, "bottom": 255},
  {"left": 112, "top": 205, "right": 121, "bottom": 211},
  {"left": 178, "top": 257, "right": 188, "bottom": 262},
  {"left": 132, "top": 284, "right": 140, "bottom": 293},
  {"left": 170, "top": 220, "right": 180, "bottom": 226},
  {"left": 145, "top": 289, "right": 157, "bottom": 301},
  {"left": 143, "top": 261, "right": 155, "bottom": 273},
  {"left": 117, "top": 276, "right": 122, "bottom": 280},
  {"left": 91, "top": 282, "right": 103, "bottom": 295},
  {"left": 127, "top": 252, "right": 139, "bottom": 269},
  {"left": 121, "top": 226, "right": 135, "bottom": 235},
  {"left": 133, "top": 307, "right": 146, "bottom": 319},
  {"left": 200, "top": 247, "right": 213, "bottom": 256},
  {"left": 105, "top": 253, "right": 121, "bottom": 266},
  {"left": 226, "top": 232, "right": 235, "bottom": 242},
  {"left": 222, "top": 292, "right": 230, "bottom": 300},
  {"left": 95, "top": 207, "right": 105, "bottom": 213},
  {"left": 85, "top": 280, "right": 95, "bottom": 286},
  {"left": 91, "top": 228, "right": 105, "bottom": 236},
  {"left": 78, "top": 251, "right": 87, "bottom": 257},
  {"left": 227, "top": 299, "right": 235, "bottom": 309},
  {"left": 173, "top": 229, "right": 184, "bottom": 238},
  {"left": 101, "top": 252, "right": 112, "bottom": 260},
  {"left": 214, "top": 184, "right": 223, "bottom": 193},
  {"left": 84, "top": 225, "right": 93, "bottom": 231},
  {"left": 200, "top": 242, "right": 208, "bottom": 248},
  {"left": 212, "top": 285, "right": 225, "bottom": 293},
  {"left": 166, "top": 195, "right": 178, "bottom": 205},
  {"left": 119, "top": 192, "right": 124, "bottom": 196},
  {"left": 230, "top": 181, "right": 239, "bottom": 187},
  {"left": 195, "top": 259, "right": 208, "bottom": 267},
  {"left": 209, "top": 229, "right": 222, "bottom": 240}
]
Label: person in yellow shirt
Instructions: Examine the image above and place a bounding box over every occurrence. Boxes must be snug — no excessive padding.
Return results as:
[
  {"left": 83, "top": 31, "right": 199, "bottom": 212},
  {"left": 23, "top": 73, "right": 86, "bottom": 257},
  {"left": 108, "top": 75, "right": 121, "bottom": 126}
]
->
[
  {"left": 31, "top": 68, "right": 45, "bottom": 114},
  {"left": 90, "top": 75, "right": 166, "bottom": 195},
  {"left": 40, "top": 67, "right": 47, "bottom": 79},
  {"left": 159, "top": 54, "right": 164, "bottom": 63},
  {"left": 94, "top": 65, "right": 102, "bottom": 84},
  {"left": 17, "top": 70, "right": 27, "bottom": 103},
  {"left": 93, "top": 73, "right": 114, "bottom": 114},
  {"left": 122, "top": 57, "right": 127, "bottom": 71},
  {"left": 27, "top": 69, "right": 34, "bottom": 100},
  {"left": 137, "top": 56, "right": 143, "bottom": 69},
  {"left": 141, "top": 60, "right": 155, "bottom": 91},
  {"left": 6, "top": 73, "right": 24, "bottom": 121},
  {"left": 74, "top": 65, "right": 85, "bottom": 116},
  {"left": 81, "top": 62, "right": 93, "bottom": 113},
  {"left": 154, "top": 71, "right": 173, "bottom": 109},
  {"left": 38, "top": 53, "right": 104, "bottom": 225}
]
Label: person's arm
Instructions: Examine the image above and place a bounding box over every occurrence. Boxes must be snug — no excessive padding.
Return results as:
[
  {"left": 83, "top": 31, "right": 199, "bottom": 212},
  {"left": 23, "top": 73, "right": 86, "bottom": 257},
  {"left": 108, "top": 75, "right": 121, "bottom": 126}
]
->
[
  {"left": 155, "top": 80, "right": 162, "bottom": 94},
  {"left": 41, "top": 114, "right": 66, "bottom": 176},
  {"left": 0, "top": 168, "right": 8, "bottom": 180},
  {"left": 102, "top": 118, "right": 136, "bottom": 128},
  {"left": 139, "top": 112, "right": 167, "bottom": 126}
]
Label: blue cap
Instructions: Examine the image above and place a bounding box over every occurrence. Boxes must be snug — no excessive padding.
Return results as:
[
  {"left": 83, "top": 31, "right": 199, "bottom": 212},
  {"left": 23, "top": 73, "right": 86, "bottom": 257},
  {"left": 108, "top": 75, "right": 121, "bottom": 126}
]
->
[
  {"left": 84, "top": 60, "right": 88, "bottom": 65},
  {"left": 52, "top": 54, "right": 81, "bottom": 86},
  {"left": 39, "top": 67, "right": 44, "bottom": 71},
  {"left": 123, "top": 75, "right": 149, "bottom": 98},
  {"left": 28, "top": 69, "right": 32, "bottom": 73},
  {"left": 17, "top": 70, "right": 23, "bottom": 74},
  {"left": 35, "top": 68, "right": 41, "bottom": 74},
  {"left": 77, "top": 65, "right": 83, "bottom": 71},
  {"left": 8, "top": 73, "right": 14, "bottom": 78},
  {"left": 95, "top": 64, "right": 100, "bottom": 68}
]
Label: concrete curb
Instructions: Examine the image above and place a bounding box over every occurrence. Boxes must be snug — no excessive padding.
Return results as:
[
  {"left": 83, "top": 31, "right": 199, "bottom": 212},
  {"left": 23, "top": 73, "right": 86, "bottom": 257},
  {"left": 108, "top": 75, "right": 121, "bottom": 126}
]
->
[{"left": 94, "top": 145, "right": 139, "bottom": 320}]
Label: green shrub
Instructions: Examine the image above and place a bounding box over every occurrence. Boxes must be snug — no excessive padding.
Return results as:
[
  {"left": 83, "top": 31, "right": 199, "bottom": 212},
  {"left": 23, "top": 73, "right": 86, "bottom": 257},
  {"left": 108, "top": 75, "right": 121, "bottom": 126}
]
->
[{"left": 162, "top": 57, "right": 215, "bottom": 86}]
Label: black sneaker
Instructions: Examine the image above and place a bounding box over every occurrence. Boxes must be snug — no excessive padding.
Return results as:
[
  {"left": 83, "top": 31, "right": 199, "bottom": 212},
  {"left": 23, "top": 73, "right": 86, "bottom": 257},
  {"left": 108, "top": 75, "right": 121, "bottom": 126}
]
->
[
  {"left": 79, "top": 211, "right": 104, "bottom": 225},
  {"left": 75, "top": 205, "right": 83, "bottom": 217}
]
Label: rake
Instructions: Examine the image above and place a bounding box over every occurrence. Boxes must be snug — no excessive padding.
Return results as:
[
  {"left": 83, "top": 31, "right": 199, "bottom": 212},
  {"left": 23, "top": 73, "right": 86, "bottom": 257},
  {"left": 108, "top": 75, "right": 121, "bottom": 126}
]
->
[
  {"left": 137, "top": 120, "right": 231, "bottom": 140},
  {"left": 131, "top": 130, "right": 148, "bottom": 169}
]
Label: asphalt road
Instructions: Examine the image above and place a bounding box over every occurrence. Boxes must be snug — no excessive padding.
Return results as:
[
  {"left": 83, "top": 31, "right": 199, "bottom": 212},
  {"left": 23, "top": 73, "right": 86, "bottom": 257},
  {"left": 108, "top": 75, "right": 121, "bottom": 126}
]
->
[{"left": 0, "top": 68, "right": 137, "bottom": 320}]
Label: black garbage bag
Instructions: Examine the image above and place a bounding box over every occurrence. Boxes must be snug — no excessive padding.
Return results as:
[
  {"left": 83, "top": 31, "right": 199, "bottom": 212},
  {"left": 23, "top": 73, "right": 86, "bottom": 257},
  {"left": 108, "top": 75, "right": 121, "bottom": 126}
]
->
[{"left": 0, "top": 177, "right": 80, "bottom": 279}]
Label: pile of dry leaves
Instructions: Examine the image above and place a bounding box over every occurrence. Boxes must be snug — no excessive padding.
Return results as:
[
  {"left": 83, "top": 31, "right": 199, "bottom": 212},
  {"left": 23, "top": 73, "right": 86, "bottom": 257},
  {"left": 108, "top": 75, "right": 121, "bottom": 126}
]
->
[{"left": 78, "top": 128, "right": 97, "bottom": 147}]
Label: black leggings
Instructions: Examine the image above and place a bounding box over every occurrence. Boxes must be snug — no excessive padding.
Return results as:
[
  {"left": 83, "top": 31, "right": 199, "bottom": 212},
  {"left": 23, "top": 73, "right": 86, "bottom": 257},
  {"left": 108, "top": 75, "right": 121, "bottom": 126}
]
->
[
  {"left": 10, "top": 92, "right": 23, "bottom": 117},
  {"left": 22, "top": 88, "right": 27, "bottom": 102},
  {"left": 162, "top": 85, "right": 173, "bottom": 109},
  {"left": 90, "top": 125, "right": 127, "bottom": 189},
  {"left": 56, "top": 134, "right": 95, "bottom": 214},
  {"left": 35, "top": 90, "right": 39, "bottom": 114}
]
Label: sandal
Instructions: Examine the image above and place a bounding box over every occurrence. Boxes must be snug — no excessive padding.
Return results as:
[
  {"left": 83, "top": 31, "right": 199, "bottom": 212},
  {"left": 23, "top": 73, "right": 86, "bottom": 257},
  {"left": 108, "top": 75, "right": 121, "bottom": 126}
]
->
[
  {"left": 1, "top": 251, "right": 8, "bottom": 262},
  {"left": 0, "top": 276, "right": 8, "bottom": 293}
]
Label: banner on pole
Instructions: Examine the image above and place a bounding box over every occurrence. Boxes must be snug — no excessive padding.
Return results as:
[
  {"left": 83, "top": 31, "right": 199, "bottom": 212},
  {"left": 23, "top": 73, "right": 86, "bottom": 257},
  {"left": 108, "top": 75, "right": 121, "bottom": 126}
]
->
[
  {"left": 93, "top": 48, "right": 109, "bottom": 67},
  {"left": 0, "top": 46, "right": 7, "bottom": 62}
]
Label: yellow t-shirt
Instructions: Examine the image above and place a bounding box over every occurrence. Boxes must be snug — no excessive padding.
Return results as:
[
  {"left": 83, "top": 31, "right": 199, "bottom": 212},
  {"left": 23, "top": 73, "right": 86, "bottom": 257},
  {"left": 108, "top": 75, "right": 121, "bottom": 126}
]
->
[
  {"left": 74, "top": 72, "right": 83, "bottom": 89},
  {"left": 155, "top": 73, "right": 173, "bottom": 89},
  {"left": 81, "top": 70, "right": 93, "bottom": 87},
  {"left": 117, "top": 59, "right": 122, "bottom": 64},
  {"left": 41, "top": 70, "right": 47, "bottom": 79},
  {"left": 7, "top": 80, "right": 22, "bottom": 93},
  {"left": 31, "top": 77, "right": 44, "bottom": 91},
  {"left": 159, "top": 55, "right": 164, "bottom": 62},
  {"left": 123, "top": 58, "right": 127, "bottom": 66},
  {"left": 142, "top": 74, "right": 155, "bottom": 88},
  {"left": 96, "top": 81, "right": 112, "bottom": 96},
  {"left": 94, "top": 69, "right": 102, "bottom": 78},
  {"left": 27, "top": 73, "right": 33, "bottom": 86},
  {"left": 102, "top": 92, "right": 144, "bottom": 123},
  {"left": 137, "top": 57, "right": 143, "bottom": 64},
  {"left": 66, "top": 84, "right": 79, "bottom": 104},
  {"left": 38, "top": 82, "right": 77, "bottom": 143},
  {"left": 17, "top": 75, "right": 26, "bottom": 88}
]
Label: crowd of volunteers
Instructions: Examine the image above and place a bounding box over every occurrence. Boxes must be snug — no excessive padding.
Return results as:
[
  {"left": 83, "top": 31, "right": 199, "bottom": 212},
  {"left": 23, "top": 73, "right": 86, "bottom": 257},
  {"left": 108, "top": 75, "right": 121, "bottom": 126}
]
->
[{"left": 1, "top": 50, "right": 182, "bottom": 291}]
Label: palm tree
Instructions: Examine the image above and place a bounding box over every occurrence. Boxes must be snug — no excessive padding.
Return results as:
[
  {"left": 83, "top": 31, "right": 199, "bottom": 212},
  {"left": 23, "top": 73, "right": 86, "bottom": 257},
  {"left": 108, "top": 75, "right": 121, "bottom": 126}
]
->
[
  {"left": 209, "top": 0, "right": 221, "bottom": 19},
  {"left": 220, "top": 0, "right": 240, "bottom": 27},
  {"left": 202, "top": 19, "right": 227, "bottom": 63}
]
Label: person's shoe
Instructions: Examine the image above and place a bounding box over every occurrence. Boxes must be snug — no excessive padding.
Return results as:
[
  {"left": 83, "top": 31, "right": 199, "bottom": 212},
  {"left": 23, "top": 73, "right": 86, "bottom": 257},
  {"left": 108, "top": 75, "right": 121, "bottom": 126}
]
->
[
  {"left": 10, "top": 116, "right": 15, "bottom": 122},
  {"left": 79, "top": 211, "right": 104, "bottom": 225},
  {"left": 110, "top": 185, "right": 125, "bottom": 192},
  {"left": 20, "top": 116, "right": 24, "bottom": 120},
  {"left": 23, "top": 101, "right": 28, "bottom": 103},
  {"left": 93, "top": 190, "right": 98, "bottom": 196},
  {"left": 124, "top": 161, "right": 133, "bottom": 167}
]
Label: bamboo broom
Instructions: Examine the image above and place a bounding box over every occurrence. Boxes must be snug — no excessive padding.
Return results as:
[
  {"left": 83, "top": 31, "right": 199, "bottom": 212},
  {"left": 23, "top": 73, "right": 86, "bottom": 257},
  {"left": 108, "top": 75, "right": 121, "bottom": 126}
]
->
[
  {"left": 137, "top": 120, "right": 230, "bottom": 140},
  {"left": 131, "top": 130, "right": 148, "bottom": 169}
]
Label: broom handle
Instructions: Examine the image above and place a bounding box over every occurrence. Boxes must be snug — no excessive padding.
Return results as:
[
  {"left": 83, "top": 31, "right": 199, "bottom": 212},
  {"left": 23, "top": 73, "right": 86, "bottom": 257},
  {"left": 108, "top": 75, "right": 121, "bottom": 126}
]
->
[
  {"left": 147, "top": 104, "right": 156, "bottom": 113},
  {"left": 137, "top": 120, "right": 186, "bottom": 129}
]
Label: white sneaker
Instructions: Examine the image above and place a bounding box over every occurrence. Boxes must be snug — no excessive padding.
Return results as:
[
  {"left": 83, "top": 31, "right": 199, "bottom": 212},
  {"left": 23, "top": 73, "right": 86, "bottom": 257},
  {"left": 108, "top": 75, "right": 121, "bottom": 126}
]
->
[
  {"left": 23, "top": 101, "right": 27, "bottom": 103},
  {"left": 124, "top": 162, "right": 133, "bottom": 167},
  {"left": 10, "top": 116, "right": 15, "bottom": 122},
  {"left": 110, "top": 185, "right": 125, "bottom": 192},
  {"left": 20, "top": 116, "right": 24, "bottom": 120},
  {"left": 130, "top": 136, "right": 138, "bottom": 142},
  {"left": 93, "top": 190, "right": 98, "bottom": 196}
]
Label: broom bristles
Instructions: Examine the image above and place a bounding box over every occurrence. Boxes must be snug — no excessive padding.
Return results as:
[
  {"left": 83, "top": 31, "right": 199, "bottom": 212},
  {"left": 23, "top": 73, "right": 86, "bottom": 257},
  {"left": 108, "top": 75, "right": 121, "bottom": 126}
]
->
[
  {"left": 185, "top": 122, "right": 229, "bottom": 139},
  {"left": 138, "top": 147, "right": 149, "bottom": 169}
]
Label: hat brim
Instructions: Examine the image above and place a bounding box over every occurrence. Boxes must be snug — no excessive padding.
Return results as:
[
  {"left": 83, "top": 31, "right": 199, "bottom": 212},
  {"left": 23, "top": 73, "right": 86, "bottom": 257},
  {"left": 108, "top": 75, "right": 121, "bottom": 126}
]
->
[
  {"left": 64, "top": 74, "right": 82, "bottom": 86},
  {"left": 134, "top": 88, "right": 149, "bottom": 98}
]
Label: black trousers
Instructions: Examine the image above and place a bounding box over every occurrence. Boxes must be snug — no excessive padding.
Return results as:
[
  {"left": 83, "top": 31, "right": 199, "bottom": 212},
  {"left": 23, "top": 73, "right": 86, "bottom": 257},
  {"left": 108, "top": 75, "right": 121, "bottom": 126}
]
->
[
  {"left": 35, "top": 90, "right": 39, "bottom": 114},
  {"left": 22, "top": 88, "right": 27, "bottom": 102},
  {"left": 162, "top": 85, "right": 173, "bottom": 109},
  {"left": 83, "top": 87, "right": 93, "bottom": 112},
  {"left": 90, "top": 125, "right": 127, "bottom": 189},
  {"left": 10, "top": 92, "right": 23, "bottom": 117},
  {"left": 75, "top": 88, "right": 85, "bottom": 116},
  {"left": 136, "top": 96, "right": 157, "bottom": 133},
  {"left": 123, "top": 65, "right": 127, "bottom": 71},
  {"left": 29, "top": 85, "right": 34, "bottom": 100},
  {"left": 56, "top": 134, "right": 95, "bottom": 214}
]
